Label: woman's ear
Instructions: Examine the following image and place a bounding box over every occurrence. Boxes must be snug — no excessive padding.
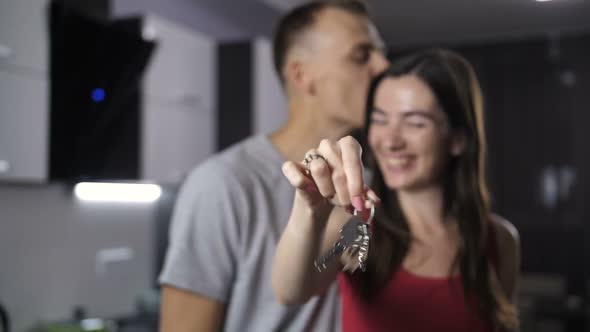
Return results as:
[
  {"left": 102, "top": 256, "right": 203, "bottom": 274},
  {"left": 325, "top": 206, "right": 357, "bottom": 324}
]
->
[{"left": 450, "top": 132, "right": 466, "bottom": 156}]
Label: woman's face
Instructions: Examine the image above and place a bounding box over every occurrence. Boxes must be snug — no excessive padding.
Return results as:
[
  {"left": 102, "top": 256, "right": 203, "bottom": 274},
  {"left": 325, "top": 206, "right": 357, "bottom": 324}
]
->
[{"left": 368, "top": 75, "right": 460, "bottom": 191}]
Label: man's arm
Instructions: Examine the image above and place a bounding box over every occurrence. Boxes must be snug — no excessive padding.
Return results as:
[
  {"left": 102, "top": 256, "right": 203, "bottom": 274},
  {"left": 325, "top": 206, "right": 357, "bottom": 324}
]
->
[
  {"left": 158, "top": 160, "right": 241, "bottom": 331},
  {"left": 160, "top": 285, "right": 225, "bottom": 332}
]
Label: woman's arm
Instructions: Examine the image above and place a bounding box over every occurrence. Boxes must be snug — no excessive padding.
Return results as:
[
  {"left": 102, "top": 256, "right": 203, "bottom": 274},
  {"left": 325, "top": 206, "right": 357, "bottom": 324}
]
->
[
  {"left": 272, "top": 136, "right": 371, "bottom": 305},
  {"left": 272, "top": 195, "right": 350, "bottom": 304}
]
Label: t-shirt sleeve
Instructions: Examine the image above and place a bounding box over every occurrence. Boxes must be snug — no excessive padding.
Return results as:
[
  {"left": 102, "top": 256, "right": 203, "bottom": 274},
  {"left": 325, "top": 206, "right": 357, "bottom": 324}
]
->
[{"left": 158, "top": 160, "right": 243, "bottom": 302}]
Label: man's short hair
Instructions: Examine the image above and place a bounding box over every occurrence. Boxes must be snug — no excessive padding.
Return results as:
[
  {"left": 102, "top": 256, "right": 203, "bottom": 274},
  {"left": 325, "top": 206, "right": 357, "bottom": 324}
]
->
[{"left": 272, "top": 1, "right": 370, "bottom": 84}]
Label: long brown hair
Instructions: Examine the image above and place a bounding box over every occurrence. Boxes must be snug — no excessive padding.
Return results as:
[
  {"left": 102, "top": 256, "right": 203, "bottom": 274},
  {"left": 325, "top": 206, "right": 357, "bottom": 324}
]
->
[{"left": 358, "top": 49, "right": 517, "bottom": 330}]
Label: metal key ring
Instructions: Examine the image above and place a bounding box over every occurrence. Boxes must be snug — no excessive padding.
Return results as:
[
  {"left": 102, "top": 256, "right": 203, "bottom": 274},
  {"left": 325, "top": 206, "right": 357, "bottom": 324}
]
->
[
  {"left": 302, "top": 153, "right": 326, "bottom": 175},
  {"left": 353, "top": 198, "right": 375, "bottom": 225}
]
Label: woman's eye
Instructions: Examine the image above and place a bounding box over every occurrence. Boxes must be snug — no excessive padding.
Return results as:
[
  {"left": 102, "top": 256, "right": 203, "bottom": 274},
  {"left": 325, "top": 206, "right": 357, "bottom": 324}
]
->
[
  {"left": 370, "top": 116, "right": 387, "bottom": 125},
  {"left": 407, "top": 121, "right": 426, "bottom": 128},
  {"left": 404, "top": 116, "right": 429, "bottom": 128}
]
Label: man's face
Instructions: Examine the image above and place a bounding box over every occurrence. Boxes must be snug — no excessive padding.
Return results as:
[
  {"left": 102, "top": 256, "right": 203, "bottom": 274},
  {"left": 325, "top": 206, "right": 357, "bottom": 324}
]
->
[{"left": 307, "top": 8, "right": 389, "bottom": 130}]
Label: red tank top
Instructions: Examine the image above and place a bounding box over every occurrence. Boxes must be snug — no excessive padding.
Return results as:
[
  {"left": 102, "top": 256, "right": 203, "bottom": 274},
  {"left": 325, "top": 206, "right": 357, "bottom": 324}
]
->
[{"left": 337, "top": 225, "right": 498, "bottom": 332}]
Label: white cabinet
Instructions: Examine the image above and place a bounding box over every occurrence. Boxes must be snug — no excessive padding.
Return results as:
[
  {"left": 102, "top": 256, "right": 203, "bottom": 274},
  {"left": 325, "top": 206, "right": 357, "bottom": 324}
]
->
[
  {"left": 0, "top": 70, "right": 48, "bottom": 182},
  {"left": 142, "top": 97, "right": 214, "bottom": 183},
  {"left": 0, "top": 0, "right": 48, "bottom": 73},
  {"left": 140, "top": 15, "right": 216, "bottom": 183},
  {"left": 0, "top": 0, "right": 48, "bottom": 183},
  {"left": 142, "top": 16, "right": 215, "bottom": 111},
  {"left": 0, "top": 8, "right": 215, "bottom": 184}
]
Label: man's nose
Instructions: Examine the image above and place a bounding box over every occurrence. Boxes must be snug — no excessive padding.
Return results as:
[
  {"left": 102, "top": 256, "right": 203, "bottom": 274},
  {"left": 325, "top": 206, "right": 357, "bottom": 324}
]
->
[{"left": 370, "top": 51, "right": 389, "bottom": 77}]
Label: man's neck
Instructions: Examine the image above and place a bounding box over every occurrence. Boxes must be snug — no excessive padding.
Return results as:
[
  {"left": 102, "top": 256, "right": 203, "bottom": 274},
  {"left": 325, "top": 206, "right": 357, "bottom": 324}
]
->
[{"left": 269, "top": 106, "right": 354, "bottom": 163}]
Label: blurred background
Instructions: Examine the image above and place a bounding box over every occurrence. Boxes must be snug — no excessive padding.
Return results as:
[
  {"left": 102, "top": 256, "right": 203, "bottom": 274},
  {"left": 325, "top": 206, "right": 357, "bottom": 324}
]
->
[{"left": 0, "top": 0, "right": 589, "bottom": 331}]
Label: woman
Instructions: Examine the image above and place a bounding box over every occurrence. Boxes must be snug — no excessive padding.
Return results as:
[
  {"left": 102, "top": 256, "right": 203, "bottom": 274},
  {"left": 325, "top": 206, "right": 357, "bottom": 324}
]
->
[{"left": 272, "top": 49, "right": 520, "bottom": 331}]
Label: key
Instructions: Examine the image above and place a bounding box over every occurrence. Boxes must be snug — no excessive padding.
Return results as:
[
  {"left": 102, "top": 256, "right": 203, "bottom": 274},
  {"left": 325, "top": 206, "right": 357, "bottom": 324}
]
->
[
  {"left": 342, "top": 204, "right": 374, "bottom": 273},
  {"left": 341, "top": 221, "right": 370, "bottom": 273},
  {"left": 314, "top": 215, "right": 367, "bottom": 272},
  {"left": 314, "top": 238, "right": 346, "bottom": 272}
]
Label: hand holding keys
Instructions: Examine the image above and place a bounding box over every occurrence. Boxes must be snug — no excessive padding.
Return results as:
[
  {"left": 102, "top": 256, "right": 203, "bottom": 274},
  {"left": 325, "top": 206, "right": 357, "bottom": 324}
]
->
[
  {"left": 281, "top": 136, "right": 379, "bottom": 274},
  {"left": 314, "top": 200, "right": 375, "bottom": 274}
]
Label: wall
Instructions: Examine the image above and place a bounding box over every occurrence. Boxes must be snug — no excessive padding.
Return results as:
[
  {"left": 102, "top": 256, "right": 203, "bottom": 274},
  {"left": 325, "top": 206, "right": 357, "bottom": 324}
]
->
[
  {"left": 0, "top": 184, "right": 156, "bottom": 331},
  {"left": 253, "top": 38, "right": 287, "bottom": 135},
  {"left": 0, "top": 2, "right": 279, "bottom": 332},
  {"left": 0, "top": 1, "right": 285, "bottom": 330},
  {"left": 112, "top": 0, "right": 279, "bottom": 41}
]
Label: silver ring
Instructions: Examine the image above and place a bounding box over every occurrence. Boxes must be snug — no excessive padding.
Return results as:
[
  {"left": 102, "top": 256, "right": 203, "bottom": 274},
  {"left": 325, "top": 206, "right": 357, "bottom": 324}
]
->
[{"left": 302, "top": 153, "right": 326, "bottom": 175}]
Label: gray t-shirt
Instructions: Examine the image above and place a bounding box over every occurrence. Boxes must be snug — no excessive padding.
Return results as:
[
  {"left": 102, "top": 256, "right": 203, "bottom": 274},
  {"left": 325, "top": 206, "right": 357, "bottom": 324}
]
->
[{"left": 159, "top": 135, "right": 341, "bottom": 332}]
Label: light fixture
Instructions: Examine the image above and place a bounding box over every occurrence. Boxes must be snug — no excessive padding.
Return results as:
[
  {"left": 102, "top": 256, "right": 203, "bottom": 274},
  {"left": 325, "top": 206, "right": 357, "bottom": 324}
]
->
[
  {"left": 0, "top": 160, "right": 10, "bottom": 173},
  {"left": 91, "top": 88, "right": 106, "bottom": 103},
  {"left": 80, "top": 319, "right": 105, "bottom": 331},
  {"left": 74, "top": 182, "right": 162, "bottom": 203}
]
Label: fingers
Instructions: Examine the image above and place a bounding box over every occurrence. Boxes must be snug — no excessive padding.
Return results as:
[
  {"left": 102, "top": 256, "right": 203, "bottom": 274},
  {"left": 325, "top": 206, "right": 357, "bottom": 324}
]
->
[
  {"left": 338, "top": 136, "right": 365, "bottom": 211},
  {"left": 305, "top": 148, "right": 336, "bottom": 200},
  {"left": 293, "top": 136, "right": 380, "bottom": 211},
  {"left": 282, "top": 161, "right": 315, "bottom": 192},
  {"left": 317, "top": 139, "right": 351, "bottom": 208}
]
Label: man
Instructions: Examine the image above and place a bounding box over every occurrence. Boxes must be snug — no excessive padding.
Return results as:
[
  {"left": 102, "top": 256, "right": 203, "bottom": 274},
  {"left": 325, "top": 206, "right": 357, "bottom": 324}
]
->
[{"left": 159, "top": 1, "right": 389, "bottom": 331}]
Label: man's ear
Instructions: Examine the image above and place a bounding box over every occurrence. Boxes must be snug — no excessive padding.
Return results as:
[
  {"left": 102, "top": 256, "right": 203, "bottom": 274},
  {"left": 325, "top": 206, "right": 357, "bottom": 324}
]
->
[
  {"left": 450, "top": 132, "right": 466, "bottom": 156},
  {"left": 284, "top": 59, "right": 314, "bottom": 95}
]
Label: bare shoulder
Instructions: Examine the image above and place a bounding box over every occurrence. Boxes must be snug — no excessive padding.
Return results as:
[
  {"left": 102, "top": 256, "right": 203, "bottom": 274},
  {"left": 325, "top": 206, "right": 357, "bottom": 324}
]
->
[
  {"left": 490, "top": 214, "right": 520, "bottom": 251},
  {"left": 489, "top": 214, "right": 521, "bottom": 299}
]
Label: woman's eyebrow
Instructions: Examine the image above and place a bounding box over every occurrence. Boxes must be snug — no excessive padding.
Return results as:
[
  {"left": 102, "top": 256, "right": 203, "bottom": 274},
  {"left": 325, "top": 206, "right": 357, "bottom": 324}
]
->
[
  {"left": 401, "top": 110, "right": 437, "bottom": 120},
  {"left": 372, "top": 107, "right": 440, "bottom": 121}
]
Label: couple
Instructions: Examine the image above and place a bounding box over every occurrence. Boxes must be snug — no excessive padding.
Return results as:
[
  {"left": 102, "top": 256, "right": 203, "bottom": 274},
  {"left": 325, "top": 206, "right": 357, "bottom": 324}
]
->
[{"left": 160, "top": 1, "right": 520, "bottom": 331}]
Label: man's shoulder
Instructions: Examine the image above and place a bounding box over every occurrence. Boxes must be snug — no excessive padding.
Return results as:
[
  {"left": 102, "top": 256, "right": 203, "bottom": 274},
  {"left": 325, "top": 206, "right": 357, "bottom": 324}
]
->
[
  {"left": 185, "top": 136, "right": 278, "bottom": 190},
  {"left": 215, "top": 136, "right": 266, "bottom": 171}
]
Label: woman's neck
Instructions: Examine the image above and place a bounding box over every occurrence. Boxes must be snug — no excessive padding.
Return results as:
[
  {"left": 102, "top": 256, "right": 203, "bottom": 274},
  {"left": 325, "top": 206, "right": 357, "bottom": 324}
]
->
[{"left": 396, "top": 186, "right": 454, "bottom": 240}]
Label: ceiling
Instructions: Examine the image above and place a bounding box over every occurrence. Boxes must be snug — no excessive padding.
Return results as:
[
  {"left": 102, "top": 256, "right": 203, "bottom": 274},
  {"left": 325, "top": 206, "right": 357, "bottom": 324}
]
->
[{"left": 258, "top": 0, "right": 590, "bottom": 47}]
